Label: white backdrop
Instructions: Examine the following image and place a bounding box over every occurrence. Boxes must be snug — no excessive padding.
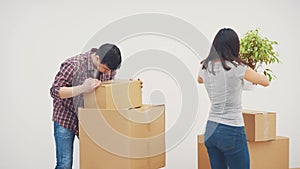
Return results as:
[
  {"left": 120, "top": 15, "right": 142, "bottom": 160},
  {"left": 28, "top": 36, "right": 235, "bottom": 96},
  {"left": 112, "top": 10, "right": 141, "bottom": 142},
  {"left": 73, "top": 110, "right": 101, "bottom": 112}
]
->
[{"left": 0, "top": 0, "right": 299, "bottom": 168}]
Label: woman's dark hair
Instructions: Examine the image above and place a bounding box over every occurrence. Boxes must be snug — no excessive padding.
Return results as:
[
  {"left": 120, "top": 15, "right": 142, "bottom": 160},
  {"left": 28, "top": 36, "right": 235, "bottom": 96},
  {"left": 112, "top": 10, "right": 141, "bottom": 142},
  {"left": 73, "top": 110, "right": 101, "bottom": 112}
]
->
[
  {"left": 201, "top": 28, "right": 245, "bottom": 74},
  {"left": 96, "top": 43, "right": 122, "bottom": 70}
]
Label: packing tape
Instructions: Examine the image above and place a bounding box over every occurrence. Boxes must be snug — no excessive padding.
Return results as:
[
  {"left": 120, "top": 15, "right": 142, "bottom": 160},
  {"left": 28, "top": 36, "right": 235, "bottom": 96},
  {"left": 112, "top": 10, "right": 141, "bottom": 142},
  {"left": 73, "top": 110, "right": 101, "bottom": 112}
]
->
[{"left": 263, "top": 112, "right": 269, "bottom": 140}]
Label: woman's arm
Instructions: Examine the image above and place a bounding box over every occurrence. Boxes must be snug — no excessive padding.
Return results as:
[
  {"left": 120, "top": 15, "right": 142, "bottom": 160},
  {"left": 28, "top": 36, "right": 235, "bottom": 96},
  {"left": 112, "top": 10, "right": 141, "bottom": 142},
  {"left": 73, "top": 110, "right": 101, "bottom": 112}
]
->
[{"left": 244, "top": 67, "right": 270, "bottom": 87}]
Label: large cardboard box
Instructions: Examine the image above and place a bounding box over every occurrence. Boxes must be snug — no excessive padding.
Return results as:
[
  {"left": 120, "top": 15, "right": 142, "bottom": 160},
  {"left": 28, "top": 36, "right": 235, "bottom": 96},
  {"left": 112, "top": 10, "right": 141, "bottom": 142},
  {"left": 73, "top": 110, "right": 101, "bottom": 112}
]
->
[
  {"left": 197, "top": 135, "right": 289, "bottom": 169},
  {"left": 78, "top": 105, "right": 165, "bottom": 169},
  {"left": 84, "top": 80, "right": 142, "bottom": 109},
  {"left": 243, "top": 109, "right": 276, "bottom": 142},
  {"left": 198, "top": 135, "right": 211, "bottom": 169},
  {"left": 248, "top": 136, "right": 289, "bottom": 169}
]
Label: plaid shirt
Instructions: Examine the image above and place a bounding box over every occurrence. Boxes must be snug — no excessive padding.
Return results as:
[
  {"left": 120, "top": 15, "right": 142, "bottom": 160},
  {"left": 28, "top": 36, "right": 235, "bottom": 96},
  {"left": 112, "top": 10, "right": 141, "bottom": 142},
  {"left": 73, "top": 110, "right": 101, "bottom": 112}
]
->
[{"left": 50, "top": 49, "right": 116, "bottom": 136}]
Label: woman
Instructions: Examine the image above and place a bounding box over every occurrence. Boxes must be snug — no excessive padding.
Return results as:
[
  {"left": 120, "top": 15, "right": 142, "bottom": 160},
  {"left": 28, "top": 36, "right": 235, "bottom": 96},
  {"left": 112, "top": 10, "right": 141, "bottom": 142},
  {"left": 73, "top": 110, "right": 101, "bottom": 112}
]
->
[{"left": 197, "top": 28, "right": 269, "bottom": 169}]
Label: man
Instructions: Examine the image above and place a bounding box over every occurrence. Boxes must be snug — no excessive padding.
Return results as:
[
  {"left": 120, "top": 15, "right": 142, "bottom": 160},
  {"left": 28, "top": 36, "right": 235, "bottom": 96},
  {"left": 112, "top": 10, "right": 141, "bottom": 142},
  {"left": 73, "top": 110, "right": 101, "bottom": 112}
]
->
[{"left": 50, "top": 43, "right": 122, "bottom": 169}]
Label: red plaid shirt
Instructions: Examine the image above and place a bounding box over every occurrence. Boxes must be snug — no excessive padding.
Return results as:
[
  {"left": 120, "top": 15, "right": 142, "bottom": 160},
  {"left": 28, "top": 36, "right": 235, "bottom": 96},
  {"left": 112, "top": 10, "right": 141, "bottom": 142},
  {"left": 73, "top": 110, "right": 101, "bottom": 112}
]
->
[{"left": 50, "top": 49, "right": 116, "bottom": 136}]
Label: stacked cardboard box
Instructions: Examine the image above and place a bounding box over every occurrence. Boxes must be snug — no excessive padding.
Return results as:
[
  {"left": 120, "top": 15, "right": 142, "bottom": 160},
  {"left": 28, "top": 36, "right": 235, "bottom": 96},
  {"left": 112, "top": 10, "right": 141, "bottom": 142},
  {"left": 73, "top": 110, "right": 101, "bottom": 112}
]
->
[
  {"left": 79, "top": 80, "right": 166, "bottom": 169},
  {"left": 84, "top": 80, "right": 142, "bottom": 109},
  {"left": 197, "top": 110, "right": 290, "bottom": 169},
  {"left": 243, "top": 109, "right": 289, "bottom": 169},
  {"left": 197, "top": 135, "right": 290, "bottom": 169},
  {"left": 242, "top": 109, "right": 276, "bottom": 142}
]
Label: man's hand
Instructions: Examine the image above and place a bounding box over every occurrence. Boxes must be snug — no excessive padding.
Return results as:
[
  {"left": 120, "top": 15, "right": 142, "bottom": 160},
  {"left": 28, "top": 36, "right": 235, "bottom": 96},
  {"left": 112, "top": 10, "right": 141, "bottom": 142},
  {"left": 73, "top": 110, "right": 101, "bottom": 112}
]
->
[
  {"left": 138, "top": 78, "right": 143, "bottom": 88},
  {"left": 81, "top": 78, "right": 101, "bottom": 93},
  {"left": 58, "top": 78, "right": 101, "bottom": 99},
  {"left": 130, "top": 78, "right": 143, "bottom": 88}
]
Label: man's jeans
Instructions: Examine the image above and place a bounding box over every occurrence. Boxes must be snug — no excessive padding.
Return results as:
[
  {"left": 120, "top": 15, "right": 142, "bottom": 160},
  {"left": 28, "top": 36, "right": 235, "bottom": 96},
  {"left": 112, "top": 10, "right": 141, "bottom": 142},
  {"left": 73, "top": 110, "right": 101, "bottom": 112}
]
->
[
  {"left": 54, "top": 122, "right": 75, "bottom": 169},
  {"left": 204, "top": 121, "right": 250, "bottom": 169}
]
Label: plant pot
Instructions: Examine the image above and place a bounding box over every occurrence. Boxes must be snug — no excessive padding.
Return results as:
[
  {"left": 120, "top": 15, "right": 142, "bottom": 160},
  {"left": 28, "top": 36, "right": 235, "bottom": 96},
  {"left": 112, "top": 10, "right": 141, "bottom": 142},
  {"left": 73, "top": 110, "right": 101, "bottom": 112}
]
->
[{"left": 243, "top": 80, "right": 256, "bottom": 91}]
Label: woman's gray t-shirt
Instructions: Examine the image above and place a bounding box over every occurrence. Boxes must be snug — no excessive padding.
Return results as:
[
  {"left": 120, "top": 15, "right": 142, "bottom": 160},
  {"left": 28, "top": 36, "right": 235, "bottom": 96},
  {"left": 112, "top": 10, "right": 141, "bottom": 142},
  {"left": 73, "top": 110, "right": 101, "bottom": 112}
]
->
[{"left": 199, "top": 61, "right": 247, "bottom": 126}]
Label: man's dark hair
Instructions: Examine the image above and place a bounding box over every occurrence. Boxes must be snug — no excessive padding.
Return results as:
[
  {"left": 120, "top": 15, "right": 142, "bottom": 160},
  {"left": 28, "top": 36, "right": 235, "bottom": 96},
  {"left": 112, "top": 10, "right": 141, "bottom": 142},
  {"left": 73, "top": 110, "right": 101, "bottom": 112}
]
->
[{"left": 96, "top": 43, "right": 122, "bottom": 70}]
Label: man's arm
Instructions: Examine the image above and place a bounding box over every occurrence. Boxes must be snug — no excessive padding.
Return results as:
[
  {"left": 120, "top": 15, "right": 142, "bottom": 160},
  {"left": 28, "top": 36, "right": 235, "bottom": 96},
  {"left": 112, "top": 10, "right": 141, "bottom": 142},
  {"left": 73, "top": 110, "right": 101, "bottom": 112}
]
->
[
  {"left": 59, "top": 78, "right": 101, "bottom": 99},
  {"left": 50, "top": 62, "right": 101, "bottom": 100}
]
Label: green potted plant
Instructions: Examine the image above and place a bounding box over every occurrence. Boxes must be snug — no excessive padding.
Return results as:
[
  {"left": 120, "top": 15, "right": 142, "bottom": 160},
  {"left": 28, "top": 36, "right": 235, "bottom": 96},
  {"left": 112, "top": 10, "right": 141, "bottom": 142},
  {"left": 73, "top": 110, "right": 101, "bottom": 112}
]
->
[{"left": 240, "top": 28, "right": 280, "bottom": 89}]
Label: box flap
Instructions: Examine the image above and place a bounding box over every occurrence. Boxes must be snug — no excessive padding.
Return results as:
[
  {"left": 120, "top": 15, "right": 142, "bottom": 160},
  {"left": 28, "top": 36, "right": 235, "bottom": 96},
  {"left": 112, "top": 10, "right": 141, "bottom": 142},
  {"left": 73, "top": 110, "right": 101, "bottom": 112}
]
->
[
  {"left": 121, "top": 104, "right": 165, "bottom": 124},
  {"left": 276, "top": 136, "right": 290, "bottom": 140},
  {"left": 99, "top": 79, "right": 138, "bottom": 86},
  {"left": 242, "top": 109, "right": 276, "bottom": 115}
]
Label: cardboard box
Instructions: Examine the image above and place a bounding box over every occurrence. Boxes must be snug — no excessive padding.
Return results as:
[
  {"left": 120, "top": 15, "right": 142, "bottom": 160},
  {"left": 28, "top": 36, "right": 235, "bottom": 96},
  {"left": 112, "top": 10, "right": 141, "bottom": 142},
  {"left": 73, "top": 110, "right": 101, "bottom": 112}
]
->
[
  {"left": 78, "top": 105, "right": 165, "bottom": 169},
  {"left": 197, "top": 135, "right": 289, "bottom": 169},
  {"left": 198, "top": 135, "right": 211, "bottom": 169},
  {"left": 243, "top": 109, "right": 276, "bottom": 142},
  {"left": 84, "top": 79, "right": 142, "bottom": 109},
  {"left": 248, "top": 136, "right": 289, "bottom": 169}
]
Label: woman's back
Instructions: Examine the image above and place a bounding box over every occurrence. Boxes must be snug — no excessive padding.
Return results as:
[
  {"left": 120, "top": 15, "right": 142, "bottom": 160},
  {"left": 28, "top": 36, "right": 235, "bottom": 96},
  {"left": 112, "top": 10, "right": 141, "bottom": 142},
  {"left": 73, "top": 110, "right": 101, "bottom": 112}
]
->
[{"left": 199, "top": 61, "right": 247, "bottom": 126}]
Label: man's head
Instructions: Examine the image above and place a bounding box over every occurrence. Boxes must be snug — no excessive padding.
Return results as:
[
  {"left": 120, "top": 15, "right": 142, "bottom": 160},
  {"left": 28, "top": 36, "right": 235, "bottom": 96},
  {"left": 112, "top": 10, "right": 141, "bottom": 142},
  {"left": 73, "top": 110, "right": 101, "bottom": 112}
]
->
[{"left": 92, "top": 43, "right": 122, "bottom": 74}]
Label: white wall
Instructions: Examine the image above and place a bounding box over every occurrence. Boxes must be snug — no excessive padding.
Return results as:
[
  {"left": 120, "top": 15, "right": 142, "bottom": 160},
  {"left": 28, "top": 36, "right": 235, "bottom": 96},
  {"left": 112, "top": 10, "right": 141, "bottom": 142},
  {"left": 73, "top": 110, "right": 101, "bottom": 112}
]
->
[{"left": 0, "top": 0, "right": 299, "bottom": 168}]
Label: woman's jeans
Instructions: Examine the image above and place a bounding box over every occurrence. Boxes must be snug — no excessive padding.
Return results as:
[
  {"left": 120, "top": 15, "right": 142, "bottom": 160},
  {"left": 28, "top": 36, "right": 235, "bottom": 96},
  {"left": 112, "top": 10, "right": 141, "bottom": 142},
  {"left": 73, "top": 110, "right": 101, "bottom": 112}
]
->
[
  {"left": 204, "top": 121, "right": 250, "bottom": 169},
  {"left": 54, "top": 122, "right": 75, "bottom": 169}
]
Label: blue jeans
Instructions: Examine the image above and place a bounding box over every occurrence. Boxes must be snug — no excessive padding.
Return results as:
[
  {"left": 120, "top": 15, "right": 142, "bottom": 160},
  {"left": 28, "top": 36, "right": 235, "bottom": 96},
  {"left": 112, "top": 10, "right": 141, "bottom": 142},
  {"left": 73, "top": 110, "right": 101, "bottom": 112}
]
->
[
  {"left": 204, "top": 121, "right": 250, "bottom": 169},
  {"left": 54, "top": 122, "right": 75, "bottom": 169}
]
